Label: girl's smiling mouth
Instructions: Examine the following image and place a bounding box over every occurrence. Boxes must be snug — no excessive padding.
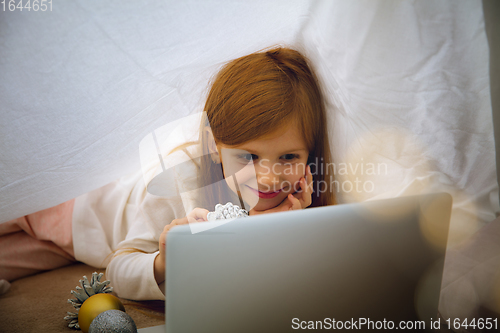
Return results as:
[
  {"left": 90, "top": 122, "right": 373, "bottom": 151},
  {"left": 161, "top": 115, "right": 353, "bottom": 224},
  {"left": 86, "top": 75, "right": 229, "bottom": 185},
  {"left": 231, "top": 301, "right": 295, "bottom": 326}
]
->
[{"left": 246, "top": 185, "right": 282, "bottom": 199}]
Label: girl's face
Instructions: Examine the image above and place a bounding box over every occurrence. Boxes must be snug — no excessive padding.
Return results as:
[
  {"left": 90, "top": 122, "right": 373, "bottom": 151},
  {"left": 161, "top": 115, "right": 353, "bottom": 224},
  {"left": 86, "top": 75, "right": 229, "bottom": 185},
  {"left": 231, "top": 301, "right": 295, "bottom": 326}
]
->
[{"left": 217, "top": 121, "right": 310, "bottom": 211}]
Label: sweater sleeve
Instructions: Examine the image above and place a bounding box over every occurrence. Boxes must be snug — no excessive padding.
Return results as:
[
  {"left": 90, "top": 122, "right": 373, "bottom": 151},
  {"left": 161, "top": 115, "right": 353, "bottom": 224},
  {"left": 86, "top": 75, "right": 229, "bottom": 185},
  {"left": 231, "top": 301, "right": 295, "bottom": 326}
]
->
[
  {"left": 106, "top": 251, "right": 165, "bottom": 300},
  {"left": 98, "top": 185, "right": 188, "bottom": 300},
  {"left": 72, "top": 170, "right": 185, "bottom": 300},
  {"left": 73, "top": 146, "right": 200, "bottom": 300},
  {"left": 102, "top": 184, "right": 187, "bottom": 300}
]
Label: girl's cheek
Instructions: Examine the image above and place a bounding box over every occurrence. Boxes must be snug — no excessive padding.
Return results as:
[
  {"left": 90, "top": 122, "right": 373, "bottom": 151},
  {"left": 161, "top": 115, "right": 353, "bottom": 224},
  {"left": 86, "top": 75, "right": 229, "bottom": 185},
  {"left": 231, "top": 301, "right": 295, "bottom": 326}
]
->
[
  {"left": 289, "top": 179, "right": 300, "bottom": 193},
  {"left": 223, "top": 176, "right": 238, "bottom": 194},
  {"left": 282, "top": 172, "right": 304, "bottom": 184},
  {"left": 234, "top": 167, "right": 258, "bottom": 187}
]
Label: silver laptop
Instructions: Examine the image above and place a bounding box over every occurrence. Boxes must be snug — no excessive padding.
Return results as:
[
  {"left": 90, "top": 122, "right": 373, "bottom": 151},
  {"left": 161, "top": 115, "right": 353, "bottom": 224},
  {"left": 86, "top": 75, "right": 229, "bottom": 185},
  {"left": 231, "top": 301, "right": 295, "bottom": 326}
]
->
[{"left": 163, "top": 193, "right": 452, "bottom": 333}]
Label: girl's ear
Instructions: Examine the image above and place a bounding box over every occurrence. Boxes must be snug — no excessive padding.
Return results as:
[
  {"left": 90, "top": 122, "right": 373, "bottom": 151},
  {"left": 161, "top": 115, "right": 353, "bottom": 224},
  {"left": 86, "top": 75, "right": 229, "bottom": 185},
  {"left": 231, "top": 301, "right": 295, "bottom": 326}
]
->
[{"left": 204, "top": 127, "right": 221, "bottom": 164}]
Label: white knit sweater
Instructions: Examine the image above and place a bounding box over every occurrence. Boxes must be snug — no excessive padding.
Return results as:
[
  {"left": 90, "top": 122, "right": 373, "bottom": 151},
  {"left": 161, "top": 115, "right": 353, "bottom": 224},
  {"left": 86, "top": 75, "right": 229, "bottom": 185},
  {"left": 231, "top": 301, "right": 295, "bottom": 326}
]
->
[{"left": 72, "top": 147, "right": 200, "bottom": 300}]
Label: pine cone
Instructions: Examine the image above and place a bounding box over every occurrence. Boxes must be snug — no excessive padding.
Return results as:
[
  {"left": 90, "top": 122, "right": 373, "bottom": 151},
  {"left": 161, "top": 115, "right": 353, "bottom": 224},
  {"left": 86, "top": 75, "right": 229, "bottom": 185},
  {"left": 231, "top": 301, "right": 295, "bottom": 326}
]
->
[{"left": 64, "top": 272, "right": 113, "bottom": 330}]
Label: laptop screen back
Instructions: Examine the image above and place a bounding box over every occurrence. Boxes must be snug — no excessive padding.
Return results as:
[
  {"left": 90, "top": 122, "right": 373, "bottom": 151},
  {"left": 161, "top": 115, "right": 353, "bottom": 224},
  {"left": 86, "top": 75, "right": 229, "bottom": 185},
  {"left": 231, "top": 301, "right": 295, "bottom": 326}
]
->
[{"left": 166, "top": 193, "right": 452, "bottom": 332}]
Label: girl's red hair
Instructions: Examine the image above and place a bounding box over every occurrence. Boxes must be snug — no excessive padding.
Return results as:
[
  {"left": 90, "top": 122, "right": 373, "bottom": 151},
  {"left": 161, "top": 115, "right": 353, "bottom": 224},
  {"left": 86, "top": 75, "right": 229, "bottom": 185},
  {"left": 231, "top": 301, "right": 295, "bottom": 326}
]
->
[{"left": 199, "top": 46, "right": 336, "bottom": 209}]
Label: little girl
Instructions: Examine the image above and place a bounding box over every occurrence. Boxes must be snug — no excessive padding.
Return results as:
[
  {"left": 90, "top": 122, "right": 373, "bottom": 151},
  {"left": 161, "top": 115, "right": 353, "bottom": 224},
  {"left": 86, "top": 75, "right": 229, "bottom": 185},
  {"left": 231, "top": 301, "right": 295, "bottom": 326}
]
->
[{"left": 0, "top": 47, "right": 337, "bottom": 300}]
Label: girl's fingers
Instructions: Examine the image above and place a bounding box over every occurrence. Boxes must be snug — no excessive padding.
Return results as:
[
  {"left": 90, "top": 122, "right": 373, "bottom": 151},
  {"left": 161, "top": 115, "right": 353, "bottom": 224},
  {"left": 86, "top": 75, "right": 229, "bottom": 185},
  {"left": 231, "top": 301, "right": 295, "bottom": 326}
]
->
[
  {"left": 292, "top": 166, "right": 313, "bottom": 209},
  {"left": 187, "top": 208, "right": 210, "bottom": 222},
  {"left": 172, "top": 216, "right": 189, "bottom": 226},
  {"left": 306, "top": 165, "right": 313, "bottom": 192},
  {"left": 165, "top": 208, "right": 209, "bottom": 232},
  {"left": 288, "top": 194, "right": 302, "bottom": 210},
  {"left": 159, "top": 208, "right": 209, "bottom": 257},
  {"left": 304, "top": 178, "right": 312, "bottom": 207},
  {"left": 296, "top": 177, "right": 311, "bottom": 208}
]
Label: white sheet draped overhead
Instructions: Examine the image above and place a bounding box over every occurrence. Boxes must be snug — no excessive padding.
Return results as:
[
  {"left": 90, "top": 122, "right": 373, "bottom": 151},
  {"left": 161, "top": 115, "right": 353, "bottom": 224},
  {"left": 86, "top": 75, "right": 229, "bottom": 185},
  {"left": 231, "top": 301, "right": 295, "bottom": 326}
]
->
[{"left": 0, "top": 1, "right": 498, "bottom": 245}]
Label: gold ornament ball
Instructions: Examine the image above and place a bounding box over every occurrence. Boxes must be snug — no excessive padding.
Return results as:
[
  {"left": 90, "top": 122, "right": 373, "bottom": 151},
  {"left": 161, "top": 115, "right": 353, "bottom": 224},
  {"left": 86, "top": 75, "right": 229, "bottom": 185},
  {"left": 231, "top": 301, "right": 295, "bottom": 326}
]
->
[{"left": 78, "top": 293, "right": 126, "bottom": 333}]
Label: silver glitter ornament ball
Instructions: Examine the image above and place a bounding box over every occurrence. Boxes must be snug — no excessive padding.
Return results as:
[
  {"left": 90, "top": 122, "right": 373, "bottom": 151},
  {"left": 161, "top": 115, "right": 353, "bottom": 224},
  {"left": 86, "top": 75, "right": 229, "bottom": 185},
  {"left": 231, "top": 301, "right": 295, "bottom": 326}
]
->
[
  {"left": 88, "top": 310, "right": 137, "bottom": 333},
  {"left": 206, "top": 202, "right": 249, "bottom": 221}
]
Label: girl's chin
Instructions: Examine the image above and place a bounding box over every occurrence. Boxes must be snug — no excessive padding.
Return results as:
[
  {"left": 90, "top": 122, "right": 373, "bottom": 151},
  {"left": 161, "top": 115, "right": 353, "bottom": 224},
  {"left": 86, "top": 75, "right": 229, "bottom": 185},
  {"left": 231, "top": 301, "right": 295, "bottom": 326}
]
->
[{"left": 248, "top": 194, "right": 288, "bottom": 212}]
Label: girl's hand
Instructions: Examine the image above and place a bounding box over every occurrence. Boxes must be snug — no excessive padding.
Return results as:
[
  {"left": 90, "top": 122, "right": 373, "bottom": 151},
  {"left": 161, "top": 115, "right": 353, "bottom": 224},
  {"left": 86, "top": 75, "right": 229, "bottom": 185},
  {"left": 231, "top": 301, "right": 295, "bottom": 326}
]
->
[
  {"left": 154, "top": 208, "right": 209, "bottom": 284},
  {"left": 250, "top": 165, "right": 313, "bottom": 215}
]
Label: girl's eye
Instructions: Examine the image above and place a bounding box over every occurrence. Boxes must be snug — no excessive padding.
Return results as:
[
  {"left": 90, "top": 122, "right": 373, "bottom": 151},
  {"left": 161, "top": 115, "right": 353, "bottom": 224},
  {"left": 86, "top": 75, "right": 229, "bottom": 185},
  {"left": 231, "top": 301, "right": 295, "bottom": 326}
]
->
[
  {"left": 238, "top": 154, "right": 258, "bottom": 162},
  {"left": 281, "top": 154, "right": 299, "bottom": 161}
]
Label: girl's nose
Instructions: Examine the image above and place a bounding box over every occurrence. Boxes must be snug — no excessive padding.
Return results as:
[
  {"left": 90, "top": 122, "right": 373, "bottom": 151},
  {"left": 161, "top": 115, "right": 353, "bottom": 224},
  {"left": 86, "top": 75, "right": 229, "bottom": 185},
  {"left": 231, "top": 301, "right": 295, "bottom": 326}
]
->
[{"left": 255, "top": 163, "right": 280, "bottom": 189}]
